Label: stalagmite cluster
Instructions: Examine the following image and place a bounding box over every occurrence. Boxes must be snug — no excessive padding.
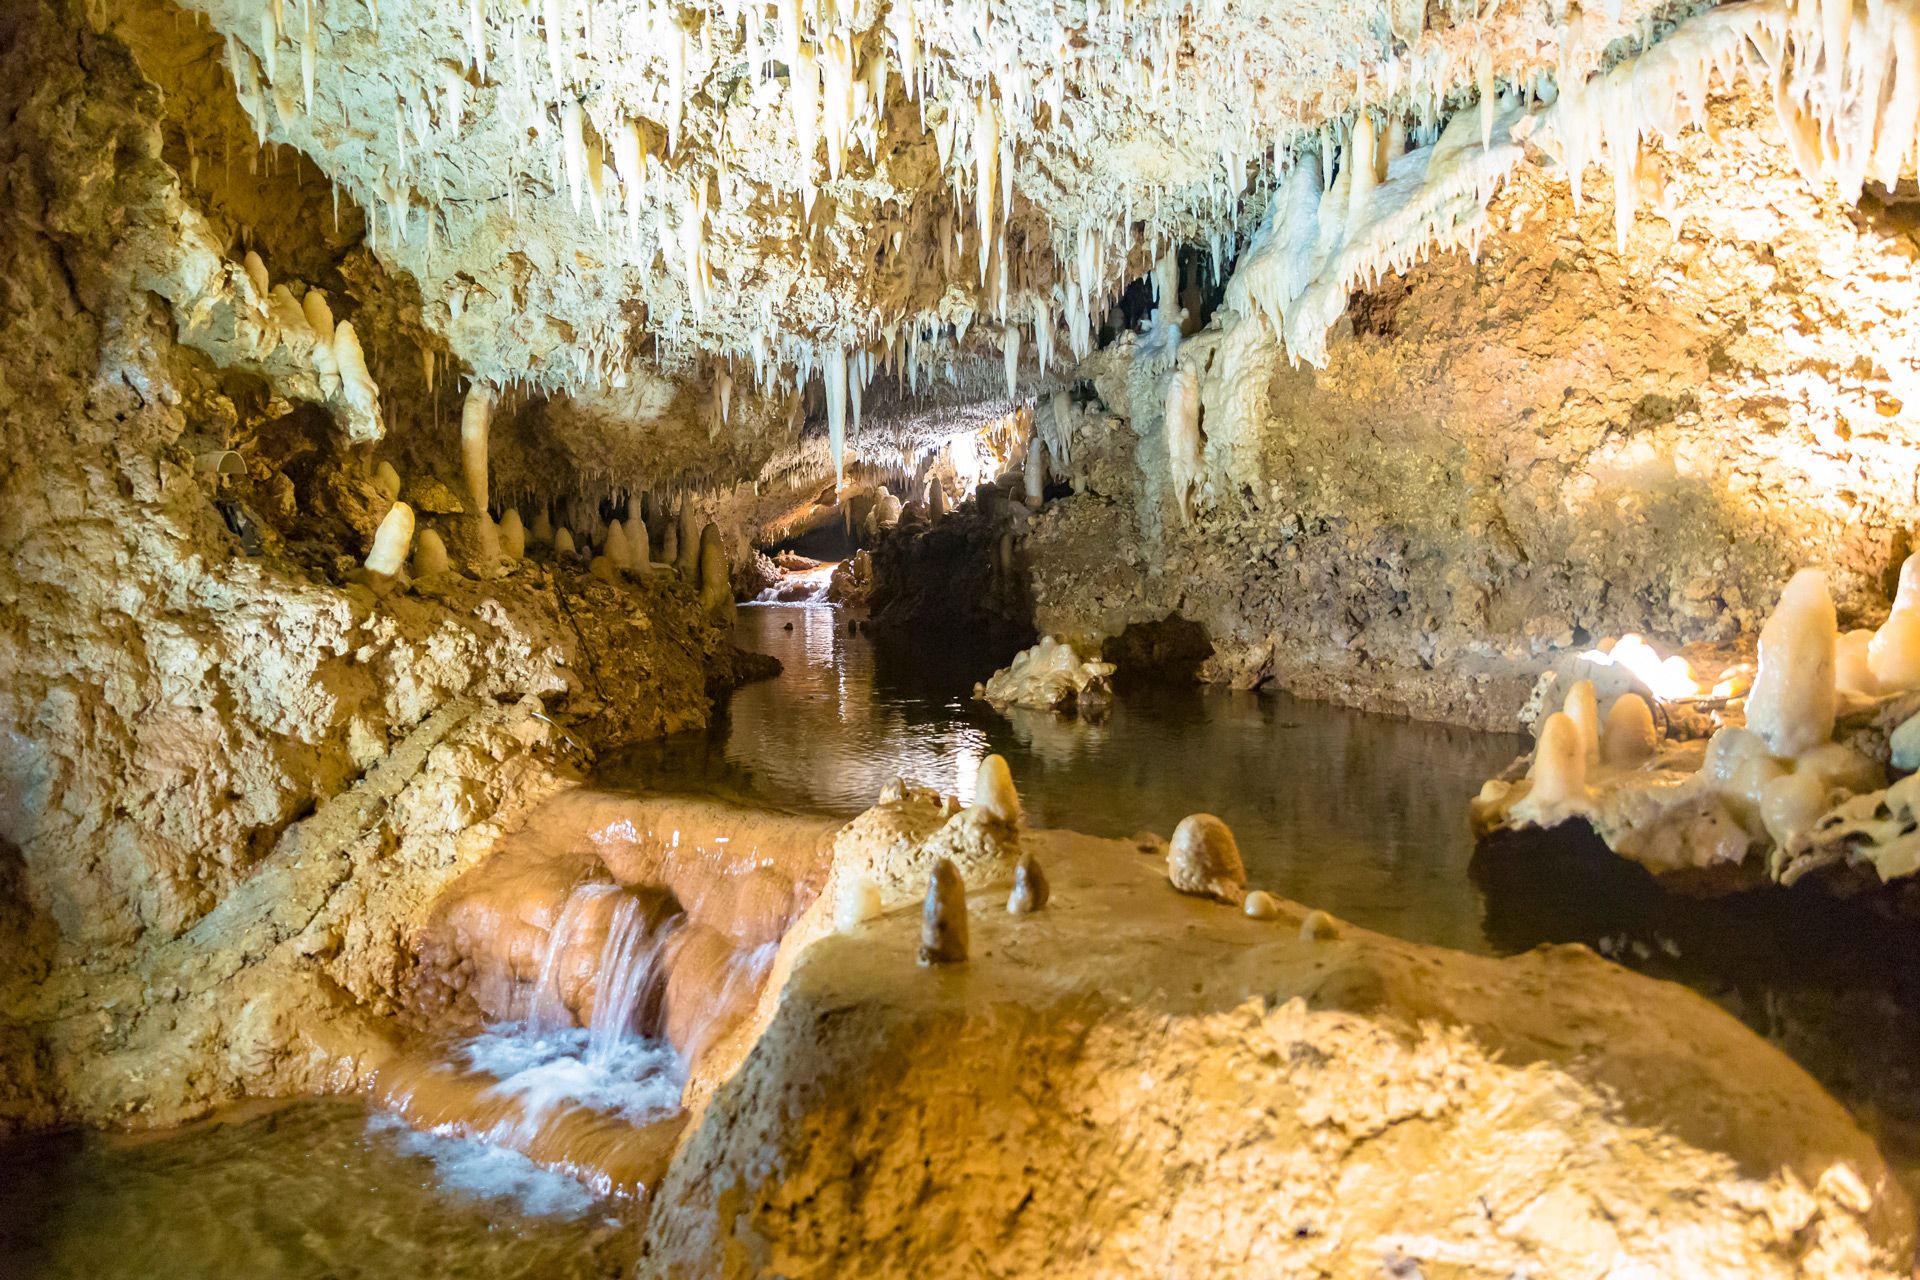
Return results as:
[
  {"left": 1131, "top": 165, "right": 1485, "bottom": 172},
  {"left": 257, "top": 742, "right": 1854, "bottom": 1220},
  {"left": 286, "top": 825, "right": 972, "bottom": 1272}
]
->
[{"left": 1475, "top": 557, "right": 1920, "bottom": 895}]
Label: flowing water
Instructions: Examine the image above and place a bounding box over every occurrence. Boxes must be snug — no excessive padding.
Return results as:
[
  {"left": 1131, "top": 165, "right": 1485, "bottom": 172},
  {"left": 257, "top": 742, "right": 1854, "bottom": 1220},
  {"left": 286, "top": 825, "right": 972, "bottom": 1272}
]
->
[{"left": 9, "top": 598, "right": 1920, "bottom": 1275}]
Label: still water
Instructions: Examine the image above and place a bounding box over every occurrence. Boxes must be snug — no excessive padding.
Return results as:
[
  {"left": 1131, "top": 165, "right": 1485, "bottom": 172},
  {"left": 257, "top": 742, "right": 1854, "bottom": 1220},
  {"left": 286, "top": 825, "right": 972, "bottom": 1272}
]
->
[
  {"left": 7, "top": 601, "right": 1920, "bottom": 1276},
  {"left": 602, "top": 604, "right": 1530, "bottom": 953}
]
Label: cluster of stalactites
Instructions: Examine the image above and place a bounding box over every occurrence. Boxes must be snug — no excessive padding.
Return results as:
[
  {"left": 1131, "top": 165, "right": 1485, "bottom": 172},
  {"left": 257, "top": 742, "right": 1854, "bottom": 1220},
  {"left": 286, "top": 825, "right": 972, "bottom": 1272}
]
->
[
  {"left": 1538, "top": 0, "right": 1920, "bottom": 252},
  {"left": 213, "top": 0, "right": 1634, "bottom": 423}
]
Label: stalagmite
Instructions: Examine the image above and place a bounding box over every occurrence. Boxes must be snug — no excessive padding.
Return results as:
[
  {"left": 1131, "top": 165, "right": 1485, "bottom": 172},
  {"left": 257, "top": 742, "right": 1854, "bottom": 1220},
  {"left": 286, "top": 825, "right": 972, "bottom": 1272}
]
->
[
  {"left": 973, "top": 754, "right": 1020, "bottom": 825},
  {"left": 373, "top": 460, "right": 401, "bottom": 500},
  {"left": 554, "top": 526, "right": 576, "bottom": 556},
  {"left": 697, "top": 523, "right": 733, "bottom": 620},
  {"left": 1837, "top": 629, "right": 1880, "bottom": 696},
  {"left": 1869, "top": 554, "right": 1920, "bottom": 691},
  {"left": 301, "top": 288, "right": 334, "bottom": 342},
  {"left": 604, "top": 519, "right": 634, "bottom": 570},
  {"left": 928, "top": 476, "right": 947, "bottom": 522},
  {"left": 1602, "top": 694, "right": 1658, "bottom": 768},
  {"left": 499, "top": 508, "right": 526, "bottom": 559},
  {"left": 1562, "top": 680, "right": 1601, "bottom": 767},
  {"left": 1006, "top": 852, "right": 1049, "bottom": 914},
  {"left": 1747, "top": 569, "right": 1838, "bottom": 757},
  {"left": 460, "top": 385, "right": 490, "bottom": 515},
  {"left": 1527, "top": 712, "right": 1588, "bottom": 809},
  {"left": 675, "top": 504, "right": 703, "bottom": 580},
  {"left": 626, "top": 518, "right": 650, "bottom": 566},
  {"left": 917, "top": 858, "right": 968, "bottom": 966},
  {"left": 1023, "top": 437, "right": 1046, "bottom": 507},
  {"left": 413, "top": 527, "right": 450, "bottom": 576},
  {"left": 1167, "top": 814, "right": 1246, "bottom": 905},
  {"left": 1243, "top": 890, "right": 1281, "bottom": 920},
  {"left": 364, "top": 501, "right": 415, "bottom": 578}
]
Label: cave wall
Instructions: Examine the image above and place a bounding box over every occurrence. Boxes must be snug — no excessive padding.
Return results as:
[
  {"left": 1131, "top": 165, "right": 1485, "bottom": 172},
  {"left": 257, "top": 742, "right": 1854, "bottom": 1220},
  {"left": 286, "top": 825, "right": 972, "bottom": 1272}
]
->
[
  {"left": 1027, "top": 88, "right": 1920, "bottom": 730},
  {"left": 0, "top": 0, "right": 740, "bottom": 1130}
]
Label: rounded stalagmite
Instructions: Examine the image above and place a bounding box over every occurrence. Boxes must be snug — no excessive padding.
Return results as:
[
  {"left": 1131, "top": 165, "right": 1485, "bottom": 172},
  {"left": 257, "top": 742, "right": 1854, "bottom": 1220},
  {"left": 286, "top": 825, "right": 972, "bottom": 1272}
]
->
[
  {"left": 364, "top": 501, "right": 415, "bottom": 578},
  {"left": 1528, "top": 711, "right": 1589, "bottom": 807},
  {"left": 412, "top": 527, "right": 451, "bottom": 577},
  {"left": 973, "top": 754, "right": 1021, "bottom": 825},
  {"left": 1602, "top": 693, "right": 1658, "bottom": 768},
  {"left": 917, "top": 858, "right": 968, "bottom": 965},
  {"left": 1167, "top": 813, "right": 1246, "bottom": 904},
  {"left": 1007, "top": 852, "right": 1049, "bottom": 914}
]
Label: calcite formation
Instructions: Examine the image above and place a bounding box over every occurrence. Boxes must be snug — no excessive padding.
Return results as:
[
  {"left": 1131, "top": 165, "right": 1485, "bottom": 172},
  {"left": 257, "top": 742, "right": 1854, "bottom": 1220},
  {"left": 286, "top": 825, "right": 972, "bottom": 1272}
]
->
[
  {"left": 973, "top": 635, "right": 1115, "bottom": 715},
  {"left": 646, "top": 827, "right": 1916, "bottom": 1279},
  {"left": 1472, "top": 562, "right": 1920, "bottom": 898}
]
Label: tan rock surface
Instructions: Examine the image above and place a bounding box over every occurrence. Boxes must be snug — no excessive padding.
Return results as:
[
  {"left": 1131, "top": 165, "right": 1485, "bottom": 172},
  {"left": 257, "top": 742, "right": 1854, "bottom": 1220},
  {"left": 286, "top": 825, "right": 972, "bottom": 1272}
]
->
[{"left": 646, "top": 827, "right": 1914, "bottom": 1278}]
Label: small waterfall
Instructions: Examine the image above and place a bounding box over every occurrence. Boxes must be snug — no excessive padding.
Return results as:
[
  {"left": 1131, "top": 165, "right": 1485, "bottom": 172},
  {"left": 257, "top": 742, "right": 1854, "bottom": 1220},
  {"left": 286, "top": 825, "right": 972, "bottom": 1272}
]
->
[
  {"left": 684, "top": 940, "right": 781, "bottom": 1064},
  {"left": 527, "top": 881, "right": 618, "bottom": 1034},
  {"left": 586, "top": 899, "right": 681, "bottom": 1066}
]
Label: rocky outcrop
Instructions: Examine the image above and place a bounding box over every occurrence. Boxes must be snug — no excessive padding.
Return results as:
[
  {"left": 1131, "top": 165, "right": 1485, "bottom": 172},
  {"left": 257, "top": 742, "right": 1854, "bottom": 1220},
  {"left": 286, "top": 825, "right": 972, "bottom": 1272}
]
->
[
  {"left": 642, "top": 825, "right": 1914, "bottom": 1278},
  {"left": 1024, "top": 85, "right": 1920, "bottom": 731},
  {"left": 0, "top": 0, "right": 756, "bottom": 1132}
]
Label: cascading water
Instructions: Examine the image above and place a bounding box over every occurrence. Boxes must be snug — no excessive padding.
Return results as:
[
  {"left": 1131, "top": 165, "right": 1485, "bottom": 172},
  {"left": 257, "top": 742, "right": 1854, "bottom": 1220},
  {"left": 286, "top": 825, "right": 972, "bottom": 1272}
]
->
[{"left": 372, "top": 880, "right": 695, "bottom": 1199}]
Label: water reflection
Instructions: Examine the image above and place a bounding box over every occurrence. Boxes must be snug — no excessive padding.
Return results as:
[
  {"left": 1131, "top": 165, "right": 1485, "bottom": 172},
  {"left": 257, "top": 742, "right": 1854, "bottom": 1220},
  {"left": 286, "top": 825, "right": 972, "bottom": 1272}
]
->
[{"left": 601, "top": 603, "right": 1531, "bottom": 953}]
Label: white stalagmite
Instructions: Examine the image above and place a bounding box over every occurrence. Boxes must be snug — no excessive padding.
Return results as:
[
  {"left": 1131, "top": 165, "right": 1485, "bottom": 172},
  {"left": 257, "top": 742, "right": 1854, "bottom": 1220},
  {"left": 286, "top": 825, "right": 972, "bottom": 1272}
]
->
[
  {"left": 301, "top": 288, "right": 334, "bottom": 342},
  {"left": 332, "top": 321, "right": 383, "bottom": 441},
  {"left": 554, "top": 526, "right": 576, "bottom": 556},
  {"left": 625, "top": 517, "right": 649, "bottom": 565},
  {"left": 1562, "top": 679, "right": 1601, "bottom": 767},
  {"left": 1165, "top": 365, "right": 1201, "bottom": 525},
  {"left": 1602, "top": 693, "right": 1658, "bottom": 768},
  {"left": 1870, "top": 553, "right": 1920, "bottom": 690},
  {"left": 973, "top": 754, "right": 1021, "bottom": 824},
  {"left": 1837, "top": 629, "right": 1879, "bottom": 696},
  {"left": 365, "top": 501, "right": 415, "bottom": 577},
  {"left": 413, "top": 527, "right": 451, "bottom": 576},
  {"left": 1746, "top": 569, "right": 1838, "bottom": 758},
  {"left": 499, "top": 508, "right": 527, "bottom": 559},
  {"left": 373, "top": 459, "right": 401, "bottom": 500},
  {"left": 1528, "top": 711, "right": 1588, "bottom": 808},
  {"left": 460, "top": 384, "right": 490, "bottom": 515}
]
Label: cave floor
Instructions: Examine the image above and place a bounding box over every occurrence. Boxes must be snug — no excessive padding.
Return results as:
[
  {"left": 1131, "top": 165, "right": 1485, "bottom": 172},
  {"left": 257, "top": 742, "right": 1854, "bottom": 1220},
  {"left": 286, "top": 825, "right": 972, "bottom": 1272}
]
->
[{"left": 7, "top": 602, "right": 1920, "bottom": 1274}]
